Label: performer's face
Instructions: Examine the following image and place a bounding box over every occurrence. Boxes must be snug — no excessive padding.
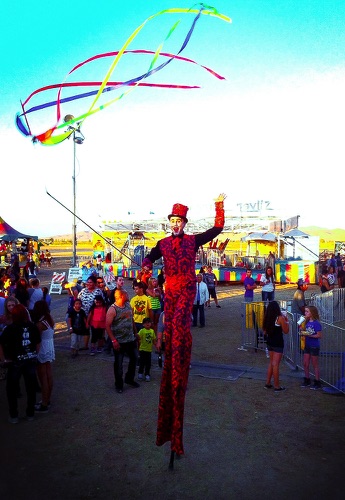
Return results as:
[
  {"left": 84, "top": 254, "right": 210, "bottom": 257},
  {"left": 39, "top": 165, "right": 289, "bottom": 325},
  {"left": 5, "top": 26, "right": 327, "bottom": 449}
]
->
[{"left": 170, "top": 217, "right": 185, "bottom": 236}]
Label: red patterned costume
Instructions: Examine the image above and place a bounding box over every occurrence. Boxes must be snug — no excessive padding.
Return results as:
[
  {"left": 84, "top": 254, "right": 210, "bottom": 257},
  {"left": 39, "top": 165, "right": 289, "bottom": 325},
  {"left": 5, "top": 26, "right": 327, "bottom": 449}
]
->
[{"left": 143, "top": 199, "right": 225, "bottom": 456}]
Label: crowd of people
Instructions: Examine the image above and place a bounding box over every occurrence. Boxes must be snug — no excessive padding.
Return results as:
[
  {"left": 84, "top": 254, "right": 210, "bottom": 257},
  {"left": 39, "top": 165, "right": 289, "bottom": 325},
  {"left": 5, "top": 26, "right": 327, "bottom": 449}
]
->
[
  {"left": 0, "top": 242, "right": 57, "bottom": 422},
  {"left": 2, "top": 194, "right": 225, "bottom": 462},
  {"left": 0, "top": 278, "right": 55, "bottom": 423},
  {"left": 65, "top": 273, "right": 162, "bottom": 393},
  {"left": 0, "top": 248, "right": 53, "bottom": 299},
  {"left": 0, "top": 228, "right": 340, "bottom": 439}
]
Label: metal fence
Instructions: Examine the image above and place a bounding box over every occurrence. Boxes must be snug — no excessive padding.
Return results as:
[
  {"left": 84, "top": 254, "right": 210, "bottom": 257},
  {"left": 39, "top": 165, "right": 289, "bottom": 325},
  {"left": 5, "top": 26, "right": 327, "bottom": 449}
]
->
[
  {"left": 309, "top": 287, "right": 345, "bottom": 324},
  {"left": 241, "top": 293, "right": 345, "bottom": 394}
]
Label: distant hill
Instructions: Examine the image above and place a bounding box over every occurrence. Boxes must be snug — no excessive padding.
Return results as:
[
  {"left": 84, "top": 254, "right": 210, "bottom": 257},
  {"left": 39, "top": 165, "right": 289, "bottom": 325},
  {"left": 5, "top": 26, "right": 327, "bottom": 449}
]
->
[
  {"left": 299, "top": 227, "right": 345, "bottom": 242},
  {"left": 46, "top": 231, "right": 92, "bottom": 242}
]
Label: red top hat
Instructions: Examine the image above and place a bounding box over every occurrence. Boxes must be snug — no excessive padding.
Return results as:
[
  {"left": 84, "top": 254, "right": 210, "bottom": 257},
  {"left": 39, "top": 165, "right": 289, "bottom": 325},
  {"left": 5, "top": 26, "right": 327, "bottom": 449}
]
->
[{"left": 168, "top": 203, "right": 189, "bottom": 222}]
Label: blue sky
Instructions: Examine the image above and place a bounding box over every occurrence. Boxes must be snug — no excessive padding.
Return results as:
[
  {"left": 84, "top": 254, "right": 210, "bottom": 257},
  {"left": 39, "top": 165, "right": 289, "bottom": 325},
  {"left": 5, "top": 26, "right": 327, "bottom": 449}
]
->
[{"left": 1, "top": 1, "right": 345, "bottom": 236}]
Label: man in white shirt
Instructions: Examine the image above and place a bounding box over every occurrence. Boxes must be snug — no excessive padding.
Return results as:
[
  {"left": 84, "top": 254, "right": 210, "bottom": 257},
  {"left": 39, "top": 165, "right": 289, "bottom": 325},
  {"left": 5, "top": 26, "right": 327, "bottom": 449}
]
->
[{"left": 192, "top": 273, "right": 209, "bottom": 328}]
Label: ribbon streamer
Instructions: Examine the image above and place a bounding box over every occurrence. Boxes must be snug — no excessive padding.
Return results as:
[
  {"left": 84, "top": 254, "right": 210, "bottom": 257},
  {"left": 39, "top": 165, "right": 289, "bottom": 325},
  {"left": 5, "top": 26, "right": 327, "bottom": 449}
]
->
[
  {"left": 20, "top": 50, "right": 225, "bottom": 115},
  {"left": 16, "top": 3, "right": 231, "bottom": 146}
]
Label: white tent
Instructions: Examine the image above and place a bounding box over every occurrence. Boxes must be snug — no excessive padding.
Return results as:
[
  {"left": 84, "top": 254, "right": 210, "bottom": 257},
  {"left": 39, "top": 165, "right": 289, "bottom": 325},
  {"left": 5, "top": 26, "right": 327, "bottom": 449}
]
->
[{"left": 241, "top": 232, "right": 277, "bottom": 242}]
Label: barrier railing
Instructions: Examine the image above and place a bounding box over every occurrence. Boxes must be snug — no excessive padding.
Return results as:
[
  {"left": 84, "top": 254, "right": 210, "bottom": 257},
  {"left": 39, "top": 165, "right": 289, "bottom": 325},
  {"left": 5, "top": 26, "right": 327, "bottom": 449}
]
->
[
  {"left": 241, "top": 297, "right": 345, "bottom": 394},
  {"left": 310, "top": 287, "right": 345, "bottom": 324}
]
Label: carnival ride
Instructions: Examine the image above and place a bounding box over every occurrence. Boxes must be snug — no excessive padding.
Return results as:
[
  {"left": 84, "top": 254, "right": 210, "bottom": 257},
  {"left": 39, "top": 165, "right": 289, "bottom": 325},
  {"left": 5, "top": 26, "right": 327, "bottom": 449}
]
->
[{"left": 91, "top": 212, "right": 319, "bottom": 284}]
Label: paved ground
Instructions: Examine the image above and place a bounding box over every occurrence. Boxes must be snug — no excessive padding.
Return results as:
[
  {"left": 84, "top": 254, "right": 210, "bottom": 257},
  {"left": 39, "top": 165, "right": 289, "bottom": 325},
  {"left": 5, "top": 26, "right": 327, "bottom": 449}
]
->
[{"left": 1, "top": 259, "right": 345, "bottom": 499}]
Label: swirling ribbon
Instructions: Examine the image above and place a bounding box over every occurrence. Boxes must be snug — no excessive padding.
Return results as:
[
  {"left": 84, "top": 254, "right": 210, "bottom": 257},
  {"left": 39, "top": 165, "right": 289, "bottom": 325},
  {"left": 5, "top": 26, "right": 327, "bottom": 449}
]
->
[{"left": 16, "top": 3, "right": 231, "bottom": 146}]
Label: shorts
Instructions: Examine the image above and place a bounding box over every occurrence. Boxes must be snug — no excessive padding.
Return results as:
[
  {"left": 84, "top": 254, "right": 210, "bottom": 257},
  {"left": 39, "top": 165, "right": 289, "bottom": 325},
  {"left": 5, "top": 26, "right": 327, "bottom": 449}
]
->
[
  {"left": 71, "top": 333, "right": 84, "bottom": 349},
  {"left": 207, "top": 287, "right": 217, "bottom": 299},
  {"left": 304, "top": 346, "right": 320, "bottom": 356},
  {"left": 267, "top": 345, "right": 284, "bottom": 354}
]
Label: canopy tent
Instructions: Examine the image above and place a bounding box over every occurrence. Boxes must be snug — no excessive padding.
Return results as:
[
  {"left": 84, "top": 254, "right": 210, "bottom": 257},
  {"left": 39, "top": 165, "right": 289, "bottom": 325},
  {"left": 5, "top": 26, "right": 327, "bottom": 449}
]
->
[
  {"left": 283, "top": 229, "right": 309, "bottom": 238},
  {"left": 0, "top": 216, "right": 38, "bottom": 242},
  {"left": 280, "top": 228, "right": 318, "bottom": 259},
  {"left": 241, "top": 232, "right": 277, "bottom": 242}
]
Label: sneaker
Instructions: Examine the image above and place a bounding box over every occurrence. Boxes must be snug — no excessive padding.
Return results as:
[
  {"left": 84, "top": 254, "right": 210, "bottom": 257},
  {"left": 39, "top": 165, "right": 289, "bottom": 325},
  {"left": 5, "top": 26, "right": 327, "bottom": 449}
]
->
[
  {"left": 138, "top": 374, "right": 143, "bottom": 380},
  {"left": 125, "top": 380, "right": 140, "bottom": 388},
  {"left": 26, "top": 415, "right": 35, "bottom": 422},
  {"left": 90, "top": 348, "right": 96, "bottom": 356},
  {"left": 8, "top": 416, "right": 19, "bottom": 424},
  {"left": 116, "top": 388, "right": 123, "bottom": 394},
  {"left": 145, "top": 375, "right": 151, "bottom": 382},
  {"left": 310, "top": 381, "right": 322, "bottom": 390},
  {"left": 264, "top": 384, "right": 273, "bottom": 389},
  {"left": 300, "top": 378, "right": 311, "bottom": 388},
  {"left": 35, "top": 401, "right": 51, "bottom": 409},
  {"left": 35, "top": 404, "right": 49, "bottom": 413},
  {"left": 216, "top": 305, "right": 221, "bottom": 308},
  {"left": 274, "top": 386, "right": 286, "bottom": 392}
]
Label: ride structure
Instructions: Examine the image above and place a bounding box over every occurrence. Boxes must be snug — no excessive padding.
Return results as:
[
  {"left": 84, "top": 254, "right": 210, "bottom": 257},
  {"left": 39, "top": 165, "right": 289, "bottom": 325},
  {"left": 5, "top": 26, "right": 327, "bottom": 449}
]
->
[{"left": 92, "top": 212, "right": 319, "bottom": 284}]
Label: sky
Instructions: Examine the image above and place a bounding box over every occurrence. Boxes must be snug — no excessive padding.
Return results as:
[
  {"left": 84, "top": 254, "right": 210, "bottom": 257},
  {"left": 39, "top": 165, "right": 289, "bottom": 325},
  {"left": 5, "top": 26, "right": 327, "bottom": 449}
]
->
[{"left": 1, "top": 0, "right": 345, "bottom": 237}]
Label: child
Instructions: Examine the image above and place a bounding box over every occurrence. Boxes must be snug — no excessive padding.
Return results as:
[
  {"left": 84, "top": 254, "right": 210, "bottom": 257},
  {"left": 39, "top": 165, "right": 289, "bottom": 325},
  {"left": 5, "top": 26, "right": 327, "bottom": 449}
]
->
[
  {"left": 87, "top": 296, "right": 107, "bottom": 355},
  {"left": 130, "top": 283, "right": 153, "bottom": 333},
  {"left": 146, "top": 277, "right": 162, "bottom": 334},
  {"left": 300, "top": 305, "right": 322, "bottom": 389},
  {"left": 68, "top": 298, "right": 87, "bottom": 358},
  {"left": 137, "top": 317, "right": 156, "bottom": 381}
]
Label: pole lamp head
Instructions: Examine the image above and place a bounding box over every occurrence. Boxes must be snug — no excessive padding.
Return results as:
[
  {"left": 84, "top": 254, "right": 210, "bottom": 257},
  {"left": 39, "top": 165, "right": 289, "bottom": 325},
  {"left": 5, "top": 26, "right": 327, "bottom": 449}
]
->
[
  {"left": 63, "top": 114, "right": 85, "bottom": 144},
  {"left": 64, "top": 114, "right": 75, "bottom": 123}
]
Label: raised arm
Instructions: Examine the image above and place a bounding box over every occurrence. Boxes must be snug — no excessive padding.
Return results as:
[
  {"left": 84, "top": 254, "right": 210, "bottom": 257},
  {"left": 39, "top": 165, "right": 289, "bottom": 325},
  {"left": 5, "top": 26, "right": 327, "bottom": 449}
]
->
[{"left": 196, "top": 193, "right": 226, "bottom": 248}]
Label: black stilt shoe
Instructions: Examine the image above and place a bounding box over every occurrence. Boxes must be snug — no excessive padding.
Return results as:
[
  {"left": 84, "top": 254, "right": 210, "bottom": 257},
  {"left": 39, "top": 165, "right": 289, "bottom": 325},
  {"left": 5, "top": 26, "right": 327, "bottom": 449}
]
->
[
  {"left": 169, "top": 451, "right": 181, "bottom": 470},
  {"left": 169, "top": 451, "right": 175, "bottom": 470}
]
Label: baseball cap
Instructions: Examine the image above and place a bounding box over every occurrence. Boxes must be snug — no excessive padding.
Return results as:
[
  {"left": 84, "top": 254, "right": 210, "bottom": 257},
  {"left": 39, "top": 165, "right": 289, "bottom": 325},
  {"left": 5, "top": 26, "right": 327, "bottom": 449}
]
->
[{"left": 297, "top": 279, "right": 308, "bottom": 286}]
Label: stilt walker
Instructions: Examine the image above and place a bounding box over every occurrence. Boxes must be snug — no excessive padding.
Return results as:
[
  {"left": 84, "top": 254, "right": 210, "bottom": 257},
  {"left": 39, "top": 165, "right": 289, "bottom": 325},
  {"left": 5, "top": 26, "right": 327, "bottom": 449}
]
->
[{"left": 142, "top": 193, "right": 226, "bottom": 467}]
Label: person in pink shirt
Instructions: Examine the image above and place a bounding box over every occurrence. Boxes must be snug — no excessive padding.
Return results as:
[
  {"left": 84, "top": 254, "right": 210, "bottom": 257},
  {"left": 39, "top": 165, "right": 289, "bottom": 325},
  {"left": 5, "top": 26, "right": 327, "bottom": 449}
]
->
[{"left": 87, "top": 296, "right": 107, "bottom": 355}]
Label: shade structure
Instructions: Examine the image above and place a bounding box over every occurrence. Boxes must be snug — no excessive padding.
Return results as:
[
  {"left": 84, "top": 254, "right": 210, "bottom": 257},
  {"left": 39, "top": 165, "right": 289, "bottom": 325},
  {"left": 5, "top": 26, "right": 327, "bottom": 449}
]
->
[
  {"left": 241, "top": 232, "right": 277, "bottom": 242},
  {"left": 283, "top": 229, "right": 309, "bottom": 238},
  {"left": 0, "top": 216, "right": 38, "bottom": 242}
]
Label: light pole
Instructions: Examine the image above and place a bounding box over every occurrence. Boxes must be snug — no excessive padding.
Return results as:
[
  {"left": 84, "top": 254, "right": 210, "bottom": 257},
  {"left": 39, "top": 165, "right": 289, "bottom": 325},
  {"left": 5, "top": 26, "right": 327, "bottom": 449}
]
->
[{"left": 64, "top": 115, "right": 85, "bottom": 267}]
